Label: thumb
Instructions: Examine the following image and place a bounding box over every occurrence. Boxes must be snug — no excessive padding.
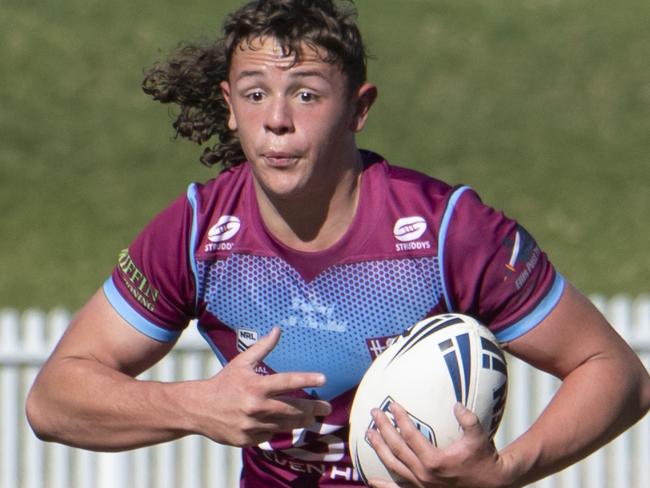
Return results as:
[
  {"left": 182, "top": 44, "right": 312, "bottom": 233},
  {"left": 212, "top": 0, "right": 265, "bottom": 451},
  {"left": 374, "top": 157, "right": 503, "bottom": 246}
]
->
[
  {"left": 454, "top": 403, "right": 484, "bottom": 438},
  {"left": 233, "top": 327, "right": 281, "bottom": 368}
]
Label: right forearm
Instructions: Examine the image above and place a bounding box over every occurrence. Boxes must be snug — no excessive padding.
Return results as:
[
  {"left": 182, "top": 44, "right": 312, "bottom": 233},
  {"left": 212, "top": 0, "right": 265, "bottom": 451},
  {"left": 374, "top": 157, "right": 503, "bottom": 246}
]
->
[
  {"left": 26, "top": 323, "right": 333, "bottom": 453},
  {"left": 26, "top": 357, "right": 194, "bottom": 451}
]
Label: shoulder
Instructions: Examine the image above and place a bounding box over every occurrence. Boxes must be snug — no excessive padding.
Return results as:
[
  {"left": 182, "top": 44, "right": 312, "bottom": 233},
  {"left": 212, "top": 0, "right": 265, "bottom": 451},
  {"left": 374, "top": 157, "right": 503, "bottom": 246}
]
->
[
  {"left": 186, "top": 163, "right": 250, "bottom": 210},
  {"left": 367, "top": 153, "right": 453, "bottom": 193},
  {"left": 361, "top": 151, "right": 458, "bottom": 209}
]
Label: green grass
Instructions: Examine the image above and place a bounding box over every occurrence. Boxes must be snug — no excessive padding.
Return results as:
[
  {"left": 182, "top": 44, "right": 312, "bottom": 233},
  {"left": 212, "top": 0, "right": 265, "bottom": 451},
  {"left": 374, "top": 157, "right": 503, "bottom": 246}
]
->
[
  {"left": 359, "top": 0, "right": 650, "bottom": 297},
  {"left": 2, "top": 0, "right": 649, "bottom": 309}
]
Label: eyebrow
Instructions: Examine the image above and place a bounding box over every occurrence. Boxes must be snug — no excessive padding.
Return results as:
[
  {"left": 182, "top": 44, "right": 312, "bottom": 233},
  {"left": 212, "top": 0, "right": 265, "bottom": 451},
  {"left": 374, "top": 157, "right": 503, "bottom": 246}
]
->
[
  {"left": 235, "top": 70, "right": 264, "bottom": 81},
  {"left": 234, "top": 69, "right": 330, "bottom": 83}
]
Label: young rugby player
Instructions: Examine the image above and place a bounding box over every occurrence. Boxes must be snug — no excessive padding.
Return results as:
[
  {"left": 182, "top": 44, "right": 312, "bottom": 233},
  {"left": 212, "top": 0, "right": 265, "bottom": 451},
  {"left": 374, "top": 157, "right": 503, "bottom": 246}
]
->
[{"left": 27, "top": 1, "right": 650, "bottom": 486}]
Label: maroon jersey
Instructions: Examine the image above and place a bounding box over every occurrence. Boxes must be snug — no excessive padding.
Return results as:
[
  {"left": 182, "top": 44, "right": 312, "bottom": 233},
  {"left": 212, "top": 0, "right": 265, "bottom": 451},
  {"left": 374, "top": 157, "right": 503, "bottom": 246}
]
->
[{"left": 104, "top": 151, "right": 564, "bottom": 486}]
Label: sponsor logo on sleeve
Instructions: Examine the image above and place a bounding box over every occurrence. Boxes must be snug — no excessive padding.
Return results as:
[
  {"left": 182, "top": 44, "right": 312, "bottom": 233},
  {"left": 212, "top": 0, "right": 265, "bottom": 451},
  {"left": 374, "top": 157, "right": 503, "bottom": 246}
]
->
[
  {"left": 501, "top": 225, "right": 541, "bottom": 289},
  {"left": 393, "top": 216, "right": 432, "bottom": 252},
  {"left": 205, "top": 215, "right": 241, "bottom": 252},
  {"left": 117, "top": 249, "right": 159, "bottom": 312}
]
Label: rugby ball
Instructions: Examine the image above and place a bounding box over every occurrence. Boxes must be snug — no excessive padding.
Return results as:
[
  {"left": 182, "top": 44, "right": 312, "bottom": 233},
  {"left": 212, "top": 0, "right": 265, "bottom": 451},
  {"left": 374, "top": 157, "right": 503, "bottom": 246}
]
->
[{"left": 348, "top": 313, "right": 508, "bottom": 484}]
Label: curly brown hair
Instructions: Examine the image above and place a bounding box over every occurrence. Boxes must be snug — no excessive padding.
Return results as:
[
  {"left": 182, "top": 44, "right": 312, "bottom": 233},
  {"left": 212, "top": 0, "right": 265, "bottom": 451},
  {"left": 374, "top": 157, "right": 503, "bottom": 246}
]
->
[{"left": 142, "top": 0, "right": 368, "bottom": 169}]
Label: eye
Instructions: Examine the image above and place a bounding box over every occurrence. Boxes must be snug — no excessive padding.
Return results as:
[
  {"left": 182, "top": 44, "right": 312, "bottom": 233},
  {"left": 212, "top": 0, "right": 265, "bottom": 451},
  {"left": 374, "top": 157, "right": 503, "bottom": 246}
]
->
[
  {"left": 298, "top": 91, "right": 318, "bottom": 103},
  {"left": 246, "top": 91, "right": 264, "bottom": 102}
]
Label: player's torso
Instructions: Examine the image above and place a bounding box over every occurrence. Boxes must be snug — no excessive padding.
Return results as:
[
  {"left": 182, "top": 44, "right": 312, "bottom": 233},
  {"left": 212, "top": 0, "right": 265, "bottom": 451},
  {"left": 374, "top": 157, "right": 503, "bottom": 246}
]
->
[
  {"left": 191, "top": 154, "right": 453, "bottom": 397},
  {"left": 188, "top": 154, "right": 455, "bottom": 485}
]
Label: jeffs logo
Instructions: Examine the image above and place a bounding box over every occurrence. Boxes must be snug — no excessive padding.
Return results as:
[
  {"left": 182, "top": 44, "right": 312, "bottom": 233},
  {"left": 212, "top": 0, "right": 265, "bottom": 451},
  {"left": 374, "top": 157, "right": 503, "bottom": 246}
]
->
[
  {"left": 393, "top": 216, "right": 427, "bottom": 242},
  {"left": 208, "top": 215, "right": 241, "bottom": 243}
]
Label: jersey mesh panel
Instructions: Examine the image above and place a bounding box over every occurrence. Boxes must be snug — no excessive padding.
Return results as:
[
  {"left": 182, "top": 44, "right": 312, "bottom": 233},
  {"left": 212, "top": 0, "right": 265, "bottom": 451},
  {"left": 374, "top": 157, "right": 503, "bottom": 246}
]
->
[{"left": 196, "top": 255, "right": 444, "bottom": 399}]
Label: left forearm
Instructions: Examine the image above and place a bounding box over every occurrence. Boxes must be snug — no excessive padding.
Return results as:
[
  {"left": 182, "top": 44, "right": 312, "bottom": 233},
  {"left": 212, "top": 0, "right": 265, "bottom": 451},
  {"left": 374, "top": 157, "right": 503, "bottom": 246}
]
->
[{"left": 500, "top": 352, "right": 650, "bottom": 487}]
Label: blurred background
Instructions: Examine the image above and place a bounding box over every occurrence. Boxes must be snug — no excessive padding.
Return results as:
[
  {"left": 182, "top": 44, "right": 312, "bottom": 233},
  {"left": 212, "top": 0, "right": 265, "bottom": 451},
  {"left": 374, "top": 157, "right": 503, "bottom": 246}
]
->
[{"left": 2, "top": 0, "right": 650, "bottom": 310}]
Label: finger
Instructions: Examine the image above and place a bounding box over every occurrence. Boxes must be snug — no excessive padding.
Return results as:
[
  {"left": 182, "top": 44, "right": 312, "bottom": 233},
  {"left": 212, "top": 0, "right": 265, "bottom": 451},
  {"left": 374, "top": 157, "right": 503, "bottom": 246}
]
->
[
  {"left": 390, "top": 401, "right": 439, "bottom": 454},
  {"left": 256, "top": 397, "right": 332, "bottom": 422},
  {"left": 241, "top": 402, "right": 330, "bottom": 440},
  {"left": 234, "top": 327, "right": 282, "bottom": 368},
  {"left": 238, "top": 394, "right": 331, "bottom": 427},
  {"left": 261, "top": 370, "right": 327, "bottom": 396},
  {"left": 365, "top": 428, "right": 414, "bottom": 484},
  {"left": 239, "top": 431, "right": 276, "bottom": 448},
  {"left": 367, "top": 478, "right": 401, "bottom": 488},
  {"left": 277, "top": 396, "right": 332, "bottom": 417},
  {"left": 258, "top": 413, "right": 319, "bottom": 432},
  {"left": 453, "top": 402, "right": 484, "bottom": 439},
  {"left": 242, "top": 416, "right": 305, "bottom": 437},
  {"left": 373, "top": 405, "right": 422, "bottom": 468},
  {"left": 230, "top": 404, "right": 318, "bottom": 440}
]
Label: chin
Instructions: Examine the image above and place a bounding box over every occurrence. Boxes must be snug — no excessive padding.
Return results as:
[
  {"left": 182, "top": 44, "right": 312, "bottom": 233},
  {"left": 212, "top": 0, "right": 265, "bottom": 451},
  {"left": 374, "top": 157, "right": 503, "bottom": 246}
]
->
[
  {"left": 259, "top": 178, "right": 308, "bottom": 202},
  {"left": 270, "top": 186, "right": 308, "bottom": 202}
]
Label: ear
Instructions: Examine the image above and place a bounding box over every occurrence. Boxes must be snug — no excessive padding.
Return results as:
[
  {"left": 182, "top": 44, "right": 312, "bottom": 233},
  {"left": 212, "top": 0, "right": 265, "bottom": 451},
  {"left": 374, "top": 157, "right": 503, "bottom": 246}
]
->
[
  {"left": 349, "top": 82, "right": 378, "bottom": 133},
  {"left": 220, "top": 80, "right": 238, "bottom": 131}
]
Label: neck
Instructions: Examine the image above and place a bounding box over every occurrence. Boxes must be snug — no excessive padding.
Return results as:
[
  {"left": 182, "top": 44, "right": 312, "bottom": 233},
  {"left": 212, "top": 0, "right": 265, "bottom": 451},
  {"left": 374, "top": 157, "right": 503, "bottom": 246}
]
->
[{"left": 255, "top": 152, "right": 363, "bottom": 252}]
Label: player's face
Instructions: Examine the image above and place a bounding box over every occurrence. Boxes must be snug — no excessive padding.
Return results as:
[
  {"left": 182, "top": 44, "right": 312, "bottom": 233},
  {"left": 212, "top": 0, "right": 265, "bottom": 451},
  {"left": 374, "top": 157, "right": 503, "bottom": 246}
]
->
[{"left": 221, "top": 37, "right": 376, "bottom": 202}]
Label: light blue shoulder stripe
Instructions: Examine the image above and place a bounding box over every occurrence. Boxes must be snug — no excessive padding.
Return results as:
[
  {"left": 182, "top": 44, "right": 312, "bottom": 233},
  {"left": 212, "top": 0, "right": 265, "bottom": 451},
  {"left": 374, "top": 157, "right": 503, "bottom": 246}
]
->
[
  {"left": 186, "top": 184, "right": 201, "bottom": 309},
  {"left": 438, "top": 185, "right": 472, "bottom": 311},
  {"left": 102, "top": 278, "right": 181, "bottom": 342},
  {"left": 495, "top": 272, "right": 566, "bottom": 342}
]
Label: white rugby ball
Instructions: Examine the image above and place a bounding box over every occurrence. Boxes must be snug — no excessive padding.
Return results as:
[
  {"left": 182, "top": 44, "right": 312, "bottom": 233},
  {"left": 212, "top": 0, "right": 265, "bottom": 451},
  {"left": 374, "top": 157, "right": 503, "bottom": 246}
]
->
[{"left": 349, "top": 313, "right": 508, "bottom": 484}]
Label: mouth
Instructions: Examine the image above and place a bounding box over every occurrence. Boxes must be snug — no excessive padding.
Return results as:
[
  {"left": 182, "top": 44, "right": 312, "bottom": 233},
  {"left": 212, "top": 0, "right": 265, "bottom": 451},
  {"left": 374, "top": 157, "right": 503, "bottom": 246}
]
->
[{"left": 261, "top": 152, "right": 300, "bottom": 168}]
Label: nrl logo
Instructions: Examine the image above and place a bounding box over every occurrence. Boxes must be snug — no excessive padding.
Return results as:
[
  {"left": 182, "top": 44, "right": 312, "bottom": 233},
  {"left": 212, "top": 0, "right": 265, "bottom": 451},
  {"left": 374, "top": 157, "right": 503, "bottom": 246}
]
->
[{"left": 236, "top": 328, "right": 258, "bottom": 352}]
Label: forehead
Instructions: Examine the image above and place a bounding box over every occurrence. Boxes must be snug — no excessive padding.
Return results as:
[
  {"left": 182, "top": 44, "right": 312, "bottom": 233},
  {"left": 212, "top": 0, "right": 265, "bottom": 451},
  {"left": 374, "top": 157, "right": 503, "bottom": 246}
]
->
[{"left": 229, "top": 36, "right": 341, "bottom": 78}]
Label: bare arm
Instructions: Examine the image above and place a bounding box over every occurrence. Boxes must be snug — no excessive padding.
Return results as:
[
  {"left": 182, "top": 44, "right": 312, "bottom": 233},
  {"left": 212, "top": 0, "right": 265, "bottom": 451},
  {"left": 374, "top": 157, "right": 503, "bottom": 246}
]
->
[
  {"left": 367, "top": 282, "right": 650, "bottom": 487},
  {"left": 497, "top": 282, "right": 650, "bottom": 485},
  {"left": 26, "top": 289, "right": 331, "bottom": 451}
]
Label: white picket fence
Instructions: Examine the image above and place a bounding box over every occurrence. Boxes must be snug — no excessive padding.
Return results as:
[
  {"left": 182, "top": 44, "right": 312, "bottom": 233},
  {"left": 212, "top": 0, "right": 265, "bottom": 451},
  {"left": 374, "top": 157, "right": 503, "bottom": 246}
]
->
[{"left": 1, "top": 295, "right": 649, "bottom": 488}]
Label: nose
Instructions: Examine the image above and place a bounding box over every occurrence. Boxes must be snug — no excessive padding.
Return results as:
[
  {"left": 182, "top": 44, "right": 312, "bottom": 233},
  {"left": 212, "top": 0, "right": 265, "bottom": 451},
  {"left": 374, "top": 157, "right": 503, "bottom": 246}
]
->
[{"left": 264, "top": 96, "right": 294, "bottom": 135}]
